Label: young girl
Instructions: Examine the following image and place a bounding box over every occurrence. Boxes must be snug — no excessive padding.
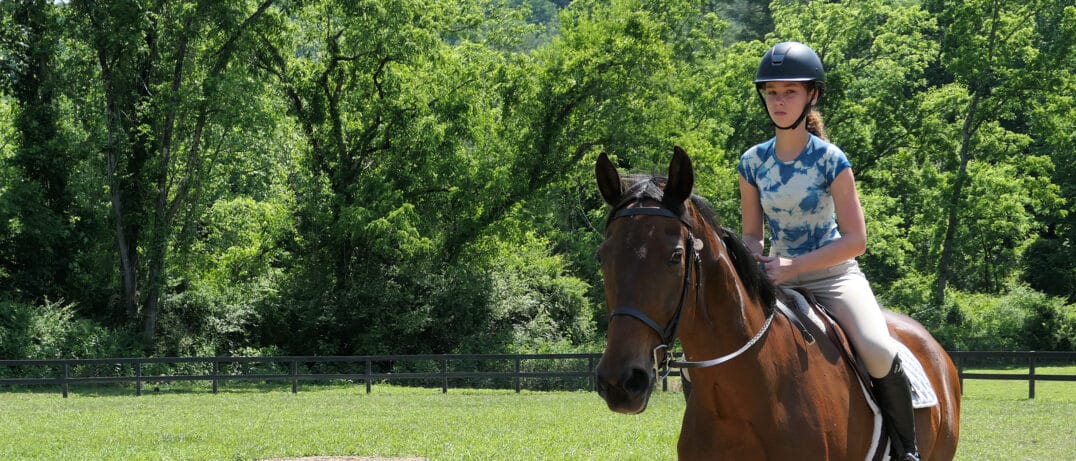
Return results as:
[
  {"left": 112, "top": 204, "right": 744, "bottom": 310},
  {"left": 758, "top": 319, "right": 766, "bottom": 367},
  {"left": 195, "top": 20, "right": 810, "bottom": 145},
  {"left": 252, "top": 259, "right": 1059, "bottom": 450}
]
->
[{"left": 737, "top": 41, "right": 920, "bottom": 461}]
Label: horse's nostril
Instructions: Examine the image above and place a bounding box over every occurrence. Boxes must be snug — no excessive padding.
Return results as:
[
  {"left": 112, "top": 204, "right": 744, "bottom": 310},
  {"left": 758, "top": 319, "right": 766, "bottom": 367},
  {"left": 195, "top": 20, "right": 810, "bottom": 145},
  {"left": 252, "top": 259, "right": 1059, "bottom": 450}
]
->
[{"left": 624, "top": 367, "right": 652, "bottom": 395}]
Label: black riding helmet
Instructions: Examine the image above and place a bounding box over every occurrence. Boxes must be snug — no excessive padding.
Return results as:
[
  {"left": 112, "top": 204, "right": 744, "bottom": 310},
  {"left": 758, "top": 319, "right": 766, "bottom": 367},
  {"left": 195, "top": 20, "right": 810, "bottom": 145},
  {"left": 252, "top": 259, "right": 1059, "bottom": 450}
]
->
[{"left": 754, "top": 41, "right": 824, "bottom": 130}]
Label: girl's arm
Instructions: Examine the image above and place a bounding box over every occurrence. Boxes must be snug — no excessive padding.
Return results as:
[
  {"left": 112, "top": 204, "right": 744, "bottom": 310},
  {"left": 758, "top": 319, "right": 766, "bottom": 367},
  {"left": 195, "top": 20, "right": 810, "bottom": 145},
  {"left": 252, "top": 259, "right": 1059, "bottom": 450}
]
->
[{"left": 738, "top": 175, "right": 766, "bottom": 257}]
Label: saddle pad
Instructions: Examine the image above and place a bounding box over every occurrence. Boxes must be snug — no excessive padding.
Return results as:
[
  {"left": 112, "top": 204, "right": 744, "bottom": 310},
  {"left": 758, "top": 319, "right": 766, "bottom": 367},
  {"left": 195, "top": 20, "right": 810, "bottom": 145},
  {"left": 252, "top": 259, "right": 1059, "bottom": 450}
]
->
[{"left": 895, "top": 341, "right": 938, "bottom": 409}]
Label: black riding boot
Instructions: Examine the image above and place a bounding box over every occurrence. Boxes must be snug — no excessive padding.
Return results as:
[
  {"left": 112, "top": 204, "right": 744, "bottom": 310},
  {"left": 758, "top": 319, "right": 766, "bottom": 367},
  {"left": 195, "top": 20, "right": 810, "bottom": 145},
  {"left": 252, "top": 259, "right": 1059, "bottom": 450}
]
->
[{"left": 872, "top": 357, "right": 920, "bottom": 461}]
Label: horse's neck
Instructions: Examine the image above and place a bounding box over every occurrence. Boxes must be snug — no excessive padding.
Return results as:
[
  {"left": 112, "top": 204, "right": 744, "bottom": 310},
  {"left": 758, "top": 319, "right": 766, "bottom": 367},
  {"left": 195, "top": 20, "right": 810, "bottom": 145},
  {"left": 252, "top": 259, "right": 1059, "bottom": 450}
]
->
[{"left": 680, "top": 230, "right": 771, "bottom": 364}]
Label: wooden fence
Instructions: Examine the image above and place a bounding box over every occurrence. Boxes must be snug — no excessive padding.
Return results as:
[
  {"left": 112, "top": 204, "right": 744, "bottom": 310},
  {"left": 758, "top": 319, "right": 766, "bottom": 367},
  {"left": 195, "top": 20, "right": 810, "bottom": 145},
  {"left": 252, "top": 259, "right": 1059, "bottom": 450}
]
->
[
  {"left": 2, "top": 351, "right": 1074, "bottom": 398},
  {"left": 0, "top": 353, "right": 604, "bottom": 397},
  {"left": 948, "top": 351, "right": 1076, "bottom": 399}
]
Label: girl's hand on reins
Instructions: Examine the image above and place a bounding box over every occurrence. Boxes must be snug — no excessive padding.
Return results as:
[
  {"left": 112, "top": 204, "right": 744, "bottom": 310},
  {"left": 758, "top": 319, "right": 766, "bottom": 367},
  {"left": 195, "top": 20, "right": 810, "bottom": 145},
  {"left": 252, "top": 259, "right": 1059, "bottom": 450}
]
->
[{"left": 756, "top": 254, "right": 797, "bottom": 285}]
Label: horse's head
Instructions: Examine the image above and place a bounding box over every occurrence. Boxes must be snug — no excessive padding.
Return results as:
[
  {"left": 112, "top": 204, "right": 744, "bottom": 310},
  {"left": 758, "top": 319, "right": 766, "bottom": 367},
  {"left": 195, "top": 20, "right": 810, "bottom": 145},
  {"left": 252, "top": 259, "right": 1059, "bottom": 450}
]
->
[{"left": 594, "top": 146, "right": 698, "bottom": 414}]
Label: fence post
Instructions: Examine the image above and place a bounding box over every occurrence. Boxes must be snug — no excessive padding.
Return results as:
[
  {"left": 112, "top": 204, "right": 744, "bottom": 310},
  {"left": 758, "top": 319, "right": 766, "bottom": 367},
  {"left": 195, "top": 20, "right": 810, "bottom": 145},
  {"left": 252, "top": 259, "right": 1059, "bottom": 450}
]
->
[
  {"left": 958, "top": 361, "right": 964, "bottom": 395},
  {"left": 136, "top": 361, "right": 143, "bottom": 396},
  {"left": 212, "top": 360, "right": 219, "bottom": 394},
  {"left": 365, "top": 359, "right": 372, "bottom": 394},
  {"left": 61, "top": 361, "right": 69, "bottom": 398},
  {"left": 1028, "top": 353, "right": 1036, "bottom": 400},
  {"left": 291, "top": 360, "right": 299, "bottom": 394},
  {"left": 588, "top": 356, "right": 595, "bottom": 392},
  {"left": 442, "top": 357, "right": 449, "bottom": 394},
  {"left": 515, "top": 357, "right": 522, "bottom": 393}
]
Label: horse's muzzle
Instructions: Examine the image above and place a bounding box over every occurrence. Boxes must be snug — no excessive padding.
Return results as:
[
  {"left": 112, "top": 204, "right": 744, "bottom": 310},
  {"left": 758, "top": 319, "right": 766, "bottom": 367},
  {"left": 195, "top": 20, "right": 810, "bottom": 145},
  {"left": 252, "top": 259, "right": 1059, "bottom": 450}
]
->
[{"left": 595, "top": 361, "right": 655, "bottom": 414}]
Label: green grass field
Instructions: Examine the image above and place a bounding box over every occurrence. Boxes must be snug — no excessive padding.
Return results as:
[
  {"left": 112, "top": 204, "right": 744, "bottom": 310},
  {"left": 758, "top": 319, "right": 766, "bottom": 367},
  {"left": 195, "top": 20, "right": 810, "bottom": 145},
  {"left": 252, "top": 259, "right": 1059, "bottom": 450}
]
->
[{"left": 1, "top": 372, "right": 1073, "bottom": 460}]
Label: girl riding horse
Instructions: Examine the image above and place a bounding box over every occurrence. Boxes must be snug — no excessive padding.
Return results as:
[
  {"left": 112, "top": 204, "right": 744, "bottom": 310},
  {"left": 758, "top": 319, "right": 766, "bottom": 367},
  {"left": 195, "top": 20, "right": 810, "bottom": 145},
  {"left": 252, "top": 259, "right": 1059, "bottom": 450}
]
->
[{"left": 739, "top": 41, "right": 920, "bottom": 461}]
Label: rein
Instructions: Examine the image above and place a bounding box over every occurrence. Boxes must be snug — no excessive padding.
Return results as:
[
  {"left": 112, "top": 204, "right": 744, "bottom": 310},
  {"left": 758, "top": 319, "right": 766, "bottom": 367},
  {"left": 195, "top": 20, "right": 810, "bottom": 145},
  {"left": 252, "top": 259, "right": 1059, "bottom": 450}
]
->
[{"left": 606, "top": 204, "right": 775, "bottom": 379}]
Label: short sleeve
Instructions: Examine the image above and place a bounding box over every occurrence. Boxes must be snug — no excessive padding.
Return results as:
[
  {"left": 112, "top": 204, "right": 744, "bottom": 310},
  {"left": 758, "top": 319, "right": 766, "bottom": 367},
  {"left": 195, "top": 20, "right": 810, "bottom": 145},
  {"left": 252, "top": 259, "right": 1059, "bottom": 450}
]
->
[
  {"left": 822, "top": 146, "right": 852, "bottom": 186},
  {"left": 738, "top": 147, "right": 760, "bottom": 187}
]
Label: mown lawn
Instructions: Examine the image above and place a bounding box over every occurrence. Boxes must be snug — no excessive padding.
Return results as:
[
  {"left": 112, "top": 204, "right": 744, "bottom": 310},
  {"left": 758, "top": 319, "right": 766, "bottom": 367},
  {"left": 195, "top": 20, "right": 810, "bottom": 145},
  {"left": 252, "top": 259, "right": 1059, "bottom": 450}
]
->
[
  {"left": 953, "top": 367, "right": 1076, "bottom": 460},
  {"left": 0, "top": 372, "right": 1073, "bottom": 460},
  {"left": 0, "top": 384, "right": 683, "bottom": 460}
]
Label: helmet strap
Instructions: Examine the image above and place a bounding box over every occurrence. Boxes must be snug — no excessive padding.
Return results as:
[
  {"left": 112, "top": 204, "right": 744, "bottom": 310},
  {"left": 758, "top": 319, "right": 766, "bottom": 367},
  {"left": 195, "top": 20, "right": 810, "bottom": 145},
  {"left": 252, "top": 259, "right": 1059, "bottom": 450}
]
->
[{"left": 773, "top": 100, "right": 812, "bottom": 130}]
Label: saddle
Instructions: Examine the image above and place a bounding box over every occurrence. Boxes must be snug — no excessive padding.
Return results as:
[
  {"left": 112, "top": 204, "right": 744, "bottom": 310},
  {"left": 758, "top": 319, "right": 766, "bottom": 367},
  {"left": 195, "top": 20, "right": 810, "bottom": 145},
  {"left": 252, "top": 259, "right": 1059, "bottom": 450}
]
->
[
  {"left": 776, "top": 287, "right": 871, "bottom": 386},
  {"left": 774, "top": 288, "right": 938, "bottom": 461}
]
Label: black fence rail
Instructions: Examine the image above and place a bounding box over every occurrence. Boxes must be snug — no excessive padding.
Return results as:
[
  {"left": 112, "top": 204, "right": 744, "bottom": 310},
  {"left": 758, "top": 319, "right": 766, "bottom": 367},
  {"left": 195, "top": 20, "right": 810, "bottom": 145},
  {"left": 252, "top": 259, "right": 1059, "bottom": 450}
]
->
[
  {"left": 2, "top": 351, "right": 1073, "bottom": 398},
  {"left": 0, "top": 353, "right": 608, "bottom": 397},
  {"left": 949, "top": 351, "right": 1076, "bottom": 399}
]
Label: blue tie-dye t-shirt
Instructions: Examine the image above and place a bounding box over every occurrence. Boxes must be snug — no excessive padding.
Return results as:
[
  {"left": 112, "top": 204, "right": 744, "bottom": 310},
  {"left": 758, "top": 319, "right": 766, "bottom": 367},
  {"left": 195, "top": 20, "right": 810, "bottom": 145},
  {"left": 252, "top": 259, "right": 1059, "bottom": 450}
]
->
[{"left": 737, "top": 135, "right": 851, "bottom": 257}]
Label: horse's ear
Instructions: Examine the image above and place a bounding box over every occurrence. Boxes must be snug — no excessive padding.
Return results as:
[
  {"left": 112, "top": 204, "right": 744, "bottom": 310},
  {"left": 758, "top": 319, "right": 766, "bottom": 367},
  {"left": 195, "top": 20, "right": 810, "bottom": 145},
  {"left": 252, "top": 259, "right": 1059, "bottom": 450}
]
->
[
  {"left": 595, "top": 152, "right": 623, "bottom": 206},
  {"left": 663, "top": 146, "right": 694, "bottom": 209}
]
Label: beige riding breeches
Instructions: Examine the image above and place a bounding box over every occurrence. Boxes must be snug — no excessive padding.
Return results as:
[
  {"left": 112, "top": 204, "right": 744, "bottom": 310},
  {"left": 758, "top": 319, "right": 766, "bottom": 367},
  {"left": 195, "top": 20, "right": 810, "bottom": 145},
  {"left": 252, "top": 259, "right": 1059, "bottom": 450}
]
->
[{"left": 783, "top": 259, "right": 899, "bottom": 378}]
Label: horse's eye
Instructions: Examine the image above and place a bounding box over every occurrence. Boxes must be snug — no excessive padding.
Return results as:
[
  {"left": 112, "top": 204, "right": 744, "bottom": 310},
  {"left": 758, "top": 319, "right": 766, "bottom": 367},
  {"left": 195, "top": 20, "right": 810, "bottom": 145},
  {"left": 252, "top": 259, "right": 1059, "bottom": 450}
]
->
[{"left": 669, "top": 248, "right": 684, "bottom": 264}]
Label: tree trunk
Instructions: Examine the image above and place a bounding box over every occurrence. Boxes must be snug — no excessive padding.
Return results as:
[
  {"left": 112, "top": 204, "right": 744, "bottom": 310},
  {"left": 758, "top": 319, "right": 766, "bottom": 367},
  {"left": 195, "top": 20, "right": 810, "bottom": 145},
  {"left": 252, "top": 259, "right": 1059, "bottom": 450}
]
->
[
  {"left": 934, "top": 93, "right": 980, "bottom": 306},
  {"left": 95, "top": 42, "right": 140, "bottom": 320},
  {"left": 82, "top": 1, "right": 160, "bottom": 328},
  {"left": 139, "top": 1, "right": 277, "bottom": 342},
  {"left": 934, "top": 1, "right": 1003, "bottom": 306}
]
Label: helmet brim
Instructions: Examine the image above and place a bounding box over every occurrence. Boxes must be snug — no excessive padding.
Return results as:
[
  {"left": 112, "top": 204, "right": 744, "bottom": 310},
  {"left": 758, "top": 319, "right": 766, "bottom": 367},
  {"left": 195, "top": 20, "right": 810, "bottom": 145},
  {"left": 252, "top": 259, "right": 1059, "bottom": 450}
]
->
[{"left": 754, "top": 77, "right": 817, "bottom": 83}]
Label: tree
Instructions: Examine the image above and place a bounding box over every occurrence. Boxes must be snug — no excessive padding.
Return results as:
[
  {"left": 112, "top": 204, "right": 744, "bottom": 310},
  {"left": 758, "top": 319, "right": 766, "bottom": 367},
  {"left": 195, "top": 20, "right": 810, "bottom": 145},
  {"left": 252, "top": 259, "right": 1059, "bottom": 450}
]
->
[
  {"left": 249, "top": 0, "right": 521, "bottom": 354},
  {"left": 0, "top": 0, "right": 77, "bottom": 302},
  {"left": 69, "top": 0, "right": 278, "bottom": 344},
  {"left": 1021, "top": 5, "right": 1076, "bottom": 302},
  {"left": 926, "top": 0, "right": 1072, "bottom": 304}
]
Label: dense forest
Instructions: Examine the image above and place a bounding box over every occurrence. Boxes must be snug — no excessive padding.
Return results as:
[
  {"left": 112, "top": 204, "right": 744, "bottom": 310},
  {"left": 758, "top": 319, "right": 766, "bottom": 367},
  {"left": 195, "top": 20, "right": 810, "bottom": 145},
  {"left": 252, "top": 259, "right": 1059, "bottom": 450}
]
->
[{"left": 1, "top": 0, "right": 1074, "bottom": 360}]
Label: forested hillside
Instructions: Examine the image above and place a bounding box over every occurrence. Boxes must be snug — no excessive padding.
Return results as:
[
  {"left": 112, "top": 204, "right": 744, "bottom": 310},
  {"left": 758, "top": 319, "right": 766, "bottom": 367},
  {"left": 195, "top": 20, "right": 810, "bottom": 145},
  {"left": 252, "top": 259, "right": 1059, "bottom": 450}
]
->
[{"left": 1, "top": 0, "right": 1074, "bottom": 359}]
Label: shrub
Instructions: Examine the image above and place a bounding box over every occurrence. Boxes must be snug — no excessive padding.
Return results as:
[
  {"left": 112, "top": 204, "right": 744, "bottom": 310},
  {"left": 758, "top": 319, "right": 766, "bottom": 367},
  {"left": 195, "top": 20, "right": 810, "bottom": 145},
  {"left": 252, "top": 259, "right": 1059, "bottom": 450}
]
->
[
  {"left": 942, "top": 285, "right": 1074, "bottom": 351},
  {"left": 878, "top": 276, "right": 1076, "bottom": 351},
  {"left": 0, "top": 299, "right": 137, "bottom": 360}
]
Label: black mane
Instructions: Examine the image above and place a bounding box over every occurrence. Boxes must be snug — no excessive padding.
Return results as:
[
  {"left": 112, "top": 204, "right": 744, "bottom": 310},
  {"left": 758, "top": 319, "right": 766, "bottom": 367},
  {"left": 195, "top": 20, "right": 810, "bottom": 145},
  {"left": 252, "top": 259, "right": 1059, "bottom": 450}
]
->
[{"left": 607, "top": 174, "right": 779, "bottom": 310}]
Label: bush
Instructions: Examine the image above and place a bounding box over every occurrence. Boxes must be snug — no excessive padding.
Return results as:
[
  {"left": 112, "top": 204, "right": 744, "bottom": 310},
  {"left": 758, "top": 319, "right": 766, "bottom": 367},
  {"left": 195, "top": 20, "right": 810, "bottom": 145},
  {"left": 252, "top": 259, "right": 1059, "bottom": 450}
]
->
[
  {"left": 472, "top": 229, "right": 597, "bottom": 354},
  {"left": 876, "top": 272, "right": 961, "bottom": 349},
  {"left": 878, "top": 276, "right": 1076, "bottom": 351},
  {"left": 1022, "top": 236, "right": 1076, "bottom": 303},
  {"left": 940, "top": 285, "right": 1074, "bottom": 351},
  {"left": 0, "top": 299, "right": 137, "bottom": 360}
]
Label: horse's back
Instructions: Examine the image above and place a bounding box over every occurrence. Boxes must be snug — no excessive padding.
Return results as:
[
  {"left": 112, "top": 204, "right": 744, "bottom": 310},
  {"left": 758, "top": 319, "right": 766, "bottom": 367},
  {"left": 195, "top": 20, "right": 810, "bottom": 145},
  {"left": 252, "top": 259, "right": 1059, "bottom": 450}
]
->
[{"left": 885, "top": 310, "right": 961, "bottom": 461}]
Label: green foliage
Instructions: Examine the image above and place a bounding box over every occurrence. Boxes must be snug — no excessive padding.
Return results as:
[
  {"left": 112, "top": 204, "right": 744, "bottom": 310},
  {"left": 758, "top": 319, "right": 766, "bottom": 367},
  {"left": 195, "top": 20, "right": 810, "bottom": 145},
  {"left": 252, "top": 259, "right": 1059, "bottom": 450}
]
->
[
  {"left": 479, "top": 226, "right": 595, "bottom": 353},
  {"left": 0, "top": 0, "right": 84, "bottom": 304},
  {"left": 880, "top": 277, "right": 1076, "bottom": 352},
  {"left": 940, "top": 285, "right": 1075, "bottom": 351},
  {"left": 0, "top": 299, "right": 136, "bottom": 360},
  {"left": 0, "top": 0, "right": 1074, "bottom": 358},
  {"left": 155, "top": 197, "right": 294, "bottom": 356},
  {"left": 1022, "top": 10, "right": 1076, "bottom": 301},
  {"left": 1022, "top": 236, "right": 1076, "bottom": 303}
]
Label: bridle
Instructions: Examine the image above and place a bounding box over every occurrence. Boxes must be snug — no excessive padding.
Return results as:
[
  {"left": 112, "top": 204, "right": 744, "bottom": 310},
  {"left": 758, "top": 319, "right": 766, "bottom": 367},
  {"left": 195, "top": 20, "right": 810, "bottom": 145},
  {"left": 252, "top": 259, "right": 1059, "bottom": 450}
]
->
[{"left": 605, "top": 203, "right": 776, "bottom": 380}]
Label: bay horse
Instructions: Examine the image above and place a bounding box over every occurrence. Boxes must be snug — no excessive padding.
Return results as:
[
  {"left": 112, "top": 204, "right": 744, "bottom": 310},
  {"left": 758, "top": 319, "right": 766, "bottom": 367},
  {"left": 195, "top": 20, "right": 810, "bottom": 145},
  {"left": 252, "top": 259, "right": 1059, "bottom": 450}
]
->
[{"left": 593, "top": 147, "right": 960, "bottom": 460}]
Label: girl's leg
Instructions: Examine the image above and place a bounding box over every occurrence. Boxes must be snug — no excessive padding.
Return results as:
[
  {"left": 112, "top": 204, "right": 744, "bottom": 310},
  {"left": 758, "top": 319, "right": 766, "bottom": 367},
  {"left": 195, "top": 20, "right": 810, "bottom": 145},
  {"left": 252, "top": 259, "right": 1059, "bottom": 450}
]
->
[
  {"left": 791, "top": 260, "right": 896, "bottom": 377},
  {"left": 788, "top": 260, "right": 919, "bottom": 459}
]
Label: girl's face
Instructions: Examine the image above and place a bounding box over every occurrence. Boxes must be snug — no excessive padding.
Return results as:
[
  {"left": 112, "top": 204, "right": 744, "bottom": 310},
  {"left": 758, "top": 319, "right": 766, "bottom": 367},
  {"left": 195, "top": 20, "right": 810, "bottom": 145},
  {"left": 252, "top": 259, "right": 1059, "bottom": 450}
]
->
[{"left": 762, "top": 81, "right": 815, "bottom": 126}]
